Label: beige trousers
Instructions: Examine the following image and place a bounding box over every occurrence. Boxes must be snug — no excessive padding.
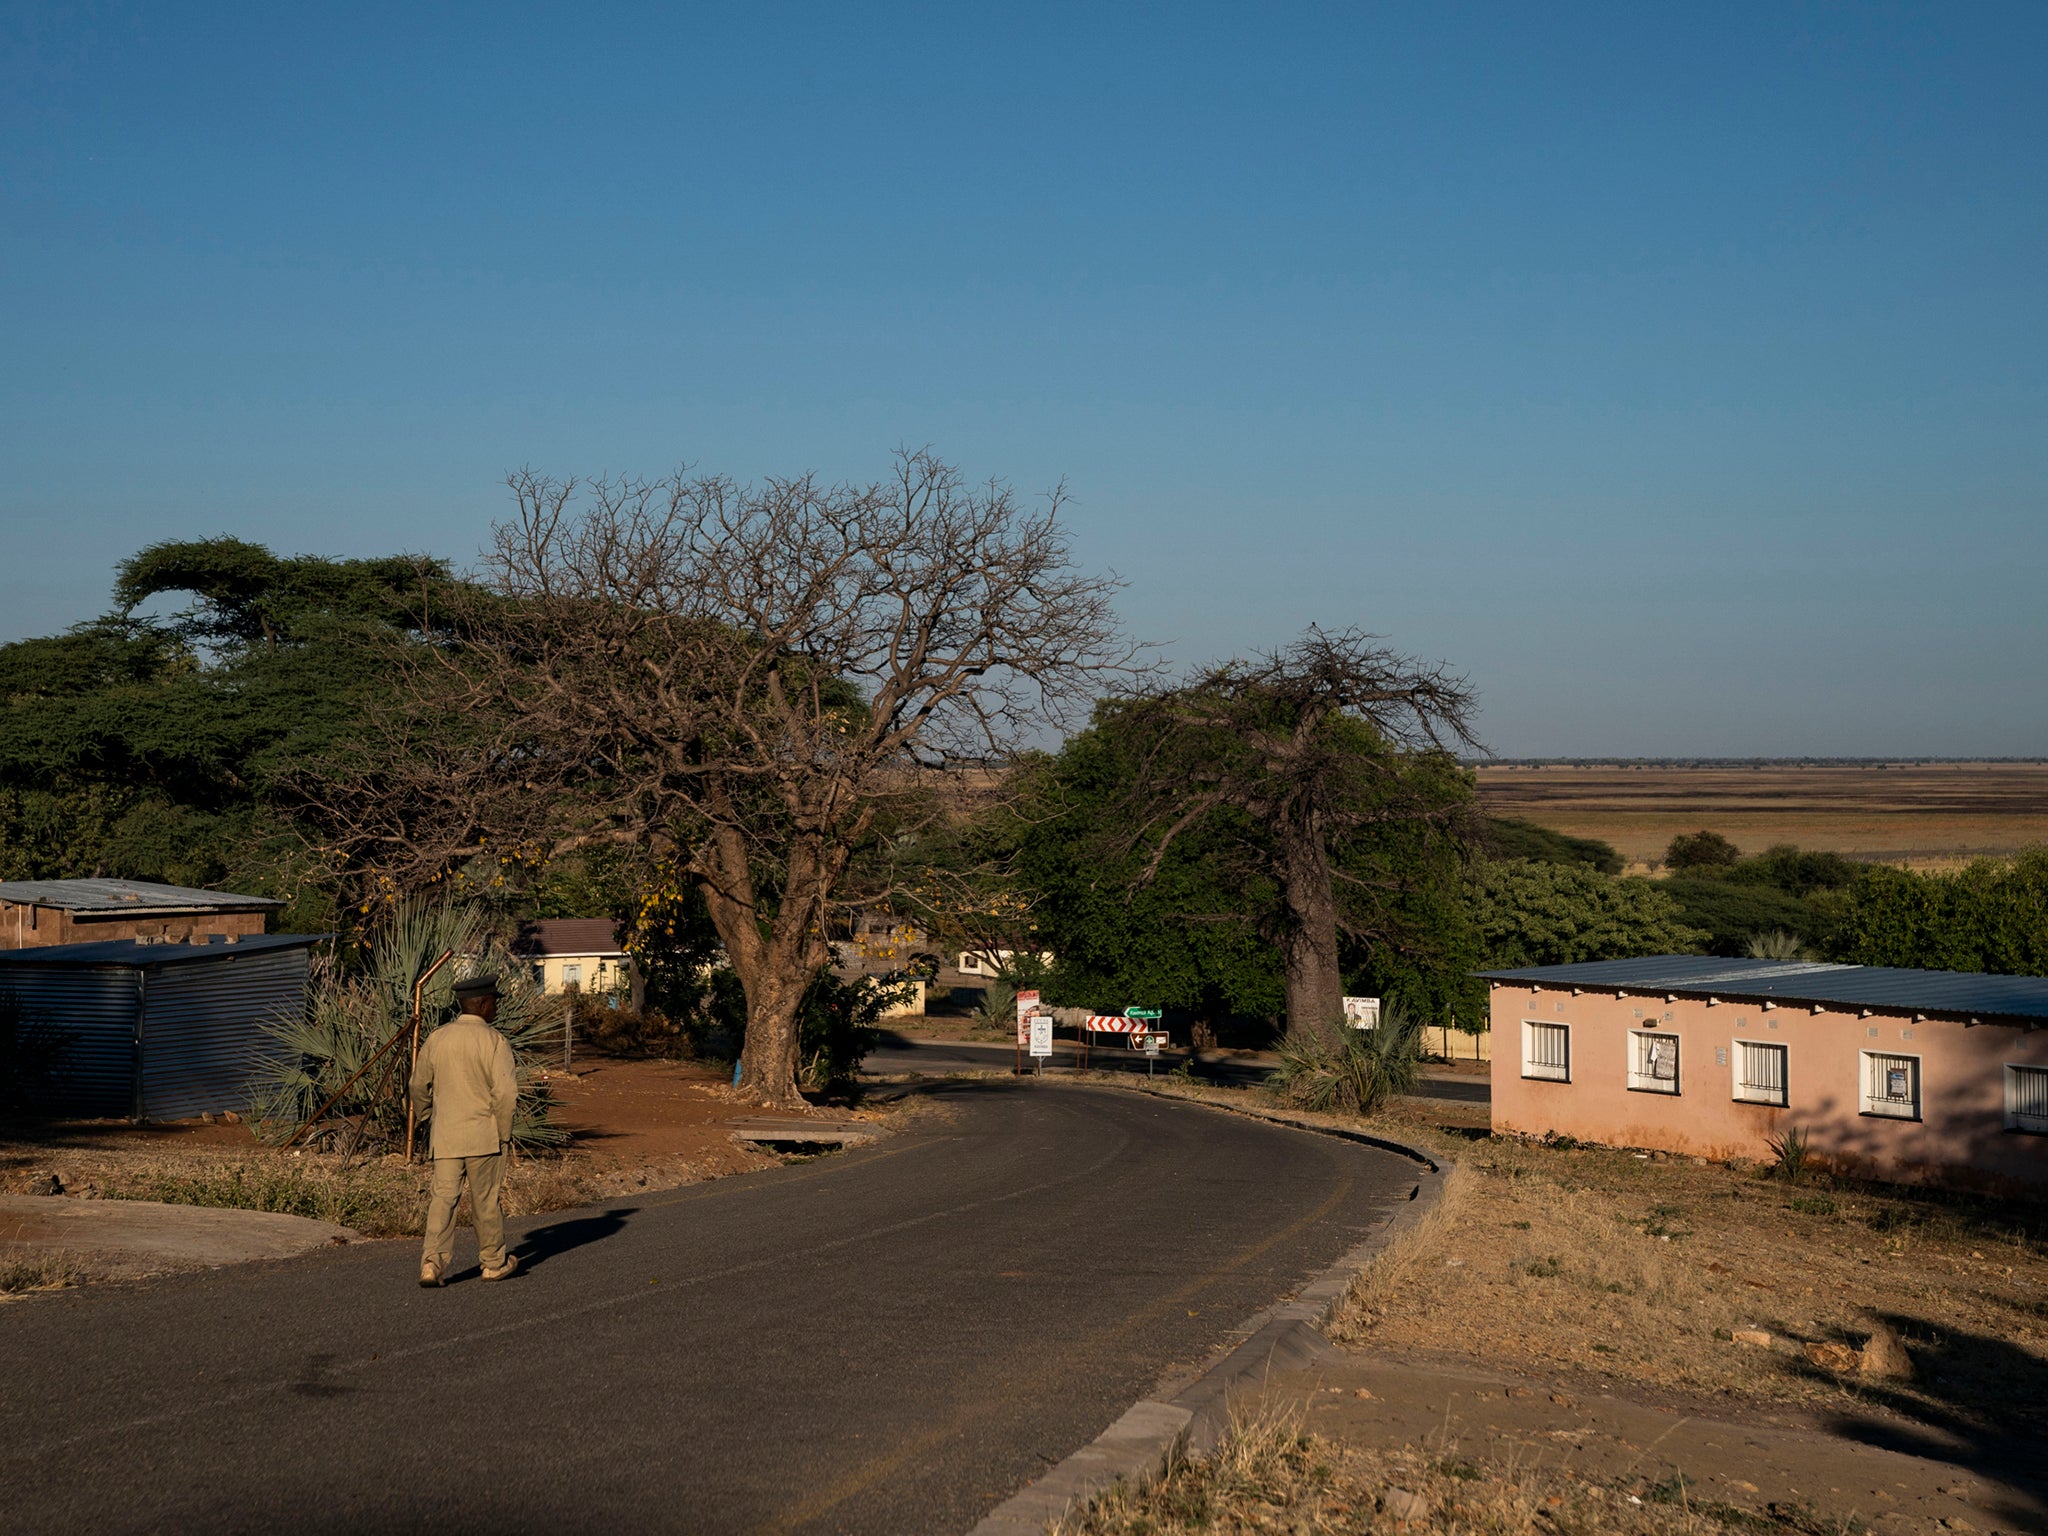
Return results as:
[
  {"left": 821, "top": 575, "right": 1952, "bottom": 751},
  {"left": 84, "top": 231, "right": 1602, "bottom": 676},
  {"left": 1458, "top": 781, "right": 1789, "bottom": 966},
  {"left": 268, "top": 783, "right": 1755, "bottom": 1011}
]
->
[{"left": 422, "top": 1152, "right": 507, "bottom": 1271}]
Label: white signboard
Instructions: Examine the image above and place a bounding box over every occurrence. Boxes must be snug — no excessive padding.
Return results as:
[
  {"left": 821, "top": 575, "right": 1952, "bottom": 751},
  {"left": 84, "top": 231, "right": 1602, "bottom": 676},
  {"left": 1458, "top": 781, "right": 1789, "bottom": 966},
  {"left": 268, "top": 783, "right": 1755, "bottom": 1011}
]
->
[
  {"left": 1029, "top": 1015, "right": 1054, "bottom": 1058},
  {"left": 1144, "top": 1031, "right": 1163, "bottom": 1055},
  {"left": 1343, "top": 996, "right": 1381, "bottom": 1030},
  {"left": 1016, "top": 989, "right": 1040, "bottom": 1048}
]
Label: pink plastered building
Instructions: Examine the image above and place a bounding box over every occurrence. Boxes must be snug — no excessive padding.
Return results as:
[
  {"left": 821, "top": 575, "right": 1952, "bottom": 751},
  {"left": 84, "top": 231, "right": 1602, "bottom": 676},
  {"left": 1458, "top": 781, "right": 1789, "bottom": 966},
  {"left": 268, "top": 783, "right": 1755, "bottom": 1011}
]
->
[{"left": 1484, "top": 957, "right": 2048, "bottom": 1192}]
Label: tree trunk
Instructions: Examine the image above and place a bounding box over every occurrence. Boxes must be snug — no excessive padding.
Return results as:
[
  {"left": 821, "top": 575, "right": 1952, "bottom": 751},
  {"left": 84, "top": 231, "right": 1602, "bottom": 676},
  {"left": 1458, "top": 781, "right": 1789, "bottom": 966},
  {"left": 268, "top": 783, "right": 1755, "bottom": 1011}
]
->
[
  {"left": 1276, "top": 825, "right": 1345, "bottom": 1047},
  {"left": 694, "top": 821, "right": 841, "bottom": 1112},
  {"left": 734, "top": 960, "right": 810, "bottom": 1111}
]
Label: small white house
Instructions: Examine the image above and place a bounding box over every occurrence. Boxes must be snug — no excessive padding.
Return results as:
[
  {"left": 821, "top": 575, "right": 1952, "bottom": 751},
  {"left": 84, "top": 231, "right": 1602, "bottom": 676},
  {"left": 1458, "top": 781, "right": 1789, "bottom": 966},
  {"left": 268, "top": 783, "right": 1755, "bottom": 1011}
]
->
[
  {"left": 957, "top": 949, "right": 1054, "bottom": 979},
  {"left": 511, "top": 919, "right": 628, "bottom": 996}
]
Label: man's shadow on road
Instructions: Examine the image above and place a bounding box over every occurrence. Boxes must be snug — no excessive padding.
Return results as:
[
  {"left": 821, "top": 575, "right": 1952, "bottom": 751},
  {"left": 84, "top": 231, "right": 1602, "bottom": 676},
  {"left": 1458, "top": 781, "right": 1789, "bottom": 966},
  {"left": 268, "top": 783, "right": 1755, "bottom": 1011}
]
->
[{"left": 513, "top": 1206, "right": 638, "bottom": 1272}]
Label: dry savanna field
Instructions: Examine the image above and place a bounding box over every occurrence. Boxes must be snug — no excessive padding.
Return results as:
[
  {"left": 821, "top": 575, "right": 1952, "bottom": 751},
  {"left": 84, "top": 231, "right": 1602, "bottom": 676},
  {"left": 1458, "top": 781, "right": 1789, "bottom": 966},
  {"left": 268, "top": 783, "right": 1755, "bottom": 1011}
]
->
[{"left": 1476, "top": 761, "right": 2048, "bottom": 871}]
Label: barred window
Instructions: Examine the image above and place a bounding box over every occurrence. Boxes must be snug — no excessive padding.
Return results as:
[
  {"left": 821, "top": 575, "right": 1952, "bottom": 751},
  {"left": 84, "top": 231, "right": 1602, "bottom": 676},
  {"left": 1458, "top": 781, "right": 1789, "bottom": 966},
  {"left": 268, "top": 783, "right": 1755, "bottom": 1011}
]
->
[
  {"left": 2006, "top": 1065, "right": 2048, "bottom": 1134},
  {"left": 1629, "top": 1031, "right": 1680, "bottom": 1094},
  {"left": 1522, "top": 1021, "right": 1570, "bottom": 1082},
  {"left": 1861, "top": 1052, "right": 1920, "bottom": 1120},
  {"left": 1733, "top": 1040, "right": 1788, "bottom": 1106}
]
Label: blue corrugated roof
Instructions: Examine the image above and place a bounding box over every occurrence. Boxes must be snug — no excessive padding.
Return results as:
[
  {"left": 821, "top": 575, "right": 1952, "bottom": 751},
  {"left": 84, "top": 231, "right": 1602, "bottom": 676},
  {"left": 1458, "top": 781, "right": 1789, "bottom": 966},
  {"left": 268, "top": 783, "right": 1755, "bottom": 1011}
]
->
[
  {"left": 0, "top": 934, "right": 323, "bottom": 970},
  {"left": 1476, "top": 955, "right": 2048, "bottom": 1023}
]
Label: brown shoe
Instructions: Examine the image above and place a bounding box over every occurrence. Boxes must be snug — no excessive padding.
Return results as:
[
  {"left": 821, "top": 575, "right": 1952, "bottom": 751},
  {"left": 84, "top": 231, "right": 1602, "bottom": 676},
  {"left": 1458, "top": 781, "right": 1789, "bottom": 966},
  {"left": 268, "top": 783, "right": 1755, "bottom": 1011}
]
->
[
  {"left": 480, "top": 1253, "right": 519, "bottom": 1283},
  {"left": 418, "top": 1258, "right": 446, "bottom": 1288}
]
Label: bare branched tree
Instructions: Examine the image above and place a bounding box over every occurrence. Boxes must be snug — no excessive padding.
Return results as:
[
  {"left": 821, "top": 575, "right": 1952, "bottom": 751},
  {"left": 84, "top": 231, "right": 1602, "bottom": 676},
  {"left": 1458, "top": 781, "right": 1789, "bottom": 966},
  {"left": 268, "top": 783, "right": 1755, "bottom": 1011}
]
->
[
  {"left": 298, "top": 449, "right": 1134, "bottom": 1108},
  {"left": 1108, "top": 627, "right": 1483, "bottom": 1045}
]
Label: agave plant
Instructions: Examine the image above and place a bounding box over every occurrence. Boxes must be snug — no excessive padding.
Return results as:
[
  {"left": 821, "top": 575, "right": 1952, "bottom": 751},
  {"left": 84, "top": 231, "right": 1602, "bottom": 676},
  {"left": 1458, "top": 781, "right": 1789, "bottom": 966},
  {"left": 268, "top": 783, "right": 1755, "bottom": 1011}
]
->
[
  {"left": 1271, "top": 1008, "right": 1425, "bottom": 1117},
  {"left": 253, "top": 900, "right": 566, "bottom": 1155},
  {"left": 1745, "top": 930, "right": 1814, "bottom": 961}
]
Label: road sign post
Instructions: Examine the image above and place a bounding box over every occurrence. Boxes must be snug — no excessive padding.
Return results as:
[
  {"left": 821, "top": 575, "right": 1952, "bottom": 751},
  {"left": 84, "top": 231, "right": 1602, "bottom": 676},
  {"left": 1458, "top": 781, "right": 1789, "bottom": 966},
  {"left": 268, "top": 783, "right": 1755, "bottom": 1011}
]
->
[
  {"left": 1015, "top": 989, "right": 1040, "bottom": 1075},
  {"left": 1028, "top": 1014, "right": 1054, "bottom": 1076}
]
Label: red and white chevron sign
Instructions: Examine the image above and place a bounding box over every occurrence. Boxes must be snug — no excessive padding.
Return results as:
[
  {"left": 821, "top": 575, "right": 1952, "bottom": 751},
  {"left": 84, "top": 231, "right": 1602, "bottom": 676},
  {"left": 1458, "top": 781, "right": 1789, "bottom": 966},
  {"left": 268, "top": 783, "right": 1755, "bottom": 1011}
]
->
[{"left": 1083, "top": 1016, "right": 1150, "bottom": 1033}]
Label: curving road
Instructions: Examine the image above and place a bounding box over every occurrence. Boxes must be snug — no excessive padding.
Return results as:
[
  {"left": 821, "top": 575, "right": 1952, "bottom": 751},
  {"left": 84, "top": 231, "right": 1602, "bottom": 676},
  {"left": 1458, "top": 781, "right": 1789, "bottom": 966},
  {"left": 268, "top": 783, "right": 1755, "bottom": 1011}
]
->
[
  {"left": 866, "top": 1035, "right": 1494, "bottom": 1103},
  {"left": 0, "top": 1081, "right": 1421, "bottom": 1535}
]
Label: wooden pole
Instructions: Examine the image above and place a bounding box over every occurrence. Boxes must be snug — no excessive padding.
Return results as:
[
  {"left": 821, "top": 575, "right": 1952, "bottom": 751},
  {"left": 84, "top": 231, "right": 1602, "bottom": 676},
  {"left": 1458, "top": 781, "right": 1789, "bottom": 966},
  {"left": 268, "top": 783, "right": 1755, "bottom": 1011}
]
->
[{"left": 401, "top": 950, "right": 455, "bottom": 1162}]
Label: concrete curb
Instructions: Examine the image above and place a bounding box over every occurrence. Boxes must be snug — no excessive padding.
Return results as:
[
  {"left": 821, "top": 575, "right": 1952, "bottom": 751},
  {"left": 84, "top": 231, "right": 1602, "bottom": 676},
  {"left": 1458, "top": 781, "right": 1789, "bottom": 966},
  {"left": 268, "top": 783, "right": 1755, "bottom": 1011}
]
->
[{"left": 968, "top": 1085, "right": 1454, "bottom": 1535}]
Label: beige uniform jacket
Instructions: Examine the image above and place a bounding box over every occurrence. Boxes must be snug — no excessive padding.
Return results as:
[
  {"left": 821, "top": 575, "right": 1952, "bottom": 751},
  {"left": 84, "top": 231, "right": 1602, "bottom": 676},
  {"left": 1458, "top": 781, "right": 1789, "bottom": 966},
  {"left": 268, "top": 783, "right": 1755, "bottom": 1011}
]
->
[{"left": 409, "top": 1014, "right": 518, "bottom": 1159}]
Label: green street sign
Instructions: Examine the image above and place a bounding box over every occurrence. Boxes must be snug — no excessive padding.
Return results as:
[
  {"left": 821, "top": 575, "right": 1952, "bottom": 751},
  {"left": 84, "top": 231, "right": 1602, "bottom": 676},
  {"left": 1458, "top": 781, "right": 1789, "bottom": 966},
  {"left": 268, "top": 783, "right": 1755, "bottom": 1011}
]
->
[{"left": 1124, "top": 1008, "right": 1162, "bottom": 1019}]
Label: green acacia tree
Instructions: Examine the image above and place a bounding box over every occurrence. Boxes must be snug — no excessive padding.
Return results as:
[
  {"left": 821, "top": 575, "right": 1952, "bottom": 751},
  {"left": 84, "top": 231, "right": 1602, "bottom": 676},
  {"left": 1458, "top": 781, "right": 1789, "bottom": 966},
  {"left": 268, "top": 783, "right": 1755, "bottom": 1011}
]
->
[{"left": 0, "top": 540, "right": 450, "bottom": 924}]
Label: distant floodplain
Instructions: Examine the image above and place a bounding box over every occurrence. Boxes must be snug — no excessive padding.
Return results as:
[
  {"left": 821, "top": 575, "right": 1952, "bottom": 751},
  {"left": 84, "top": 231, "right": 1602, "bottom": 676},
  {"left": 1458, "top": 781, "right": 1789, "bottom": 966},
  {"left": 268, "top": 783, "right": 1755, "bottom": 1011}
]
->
[{"left": 1475, "top": 761, "right": 2048, "bottom": 871}]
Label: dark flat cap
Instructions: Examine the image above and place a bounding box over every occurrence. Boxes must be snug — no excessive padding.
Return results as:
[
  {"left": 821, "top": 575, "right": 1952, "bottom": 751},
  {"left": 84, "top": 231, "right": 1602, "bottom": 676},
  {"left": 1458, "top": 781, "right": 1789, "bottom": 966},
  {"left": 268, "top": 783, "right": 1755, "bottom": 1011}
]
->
[{"left": 452, "top": 972, "right": 500, "bottom": 998}]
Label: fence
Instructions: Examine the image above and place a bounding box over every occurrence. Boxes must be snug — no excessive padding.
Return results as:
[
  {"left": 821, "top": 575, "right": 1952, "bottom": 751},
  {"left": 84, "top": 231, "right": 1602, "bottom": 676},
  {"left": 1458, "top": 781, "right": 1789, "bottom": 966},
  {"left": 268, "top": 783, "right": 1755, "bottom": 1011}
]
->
[{"left": 1420, "top": 1024, "right": 1491, "bottom": 1062}]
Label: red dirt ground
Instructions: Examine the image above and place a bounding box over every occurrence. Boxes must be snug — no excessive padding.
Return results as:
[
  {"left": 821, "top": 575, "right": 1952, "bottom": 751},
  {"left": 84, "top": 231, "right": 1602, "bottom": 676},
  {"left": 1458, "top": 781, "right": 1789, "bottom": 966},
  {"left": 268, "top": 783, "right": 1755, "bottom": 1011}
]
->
[{"left": 538, "top": 1057, "right": 777, "bottom": 1181}]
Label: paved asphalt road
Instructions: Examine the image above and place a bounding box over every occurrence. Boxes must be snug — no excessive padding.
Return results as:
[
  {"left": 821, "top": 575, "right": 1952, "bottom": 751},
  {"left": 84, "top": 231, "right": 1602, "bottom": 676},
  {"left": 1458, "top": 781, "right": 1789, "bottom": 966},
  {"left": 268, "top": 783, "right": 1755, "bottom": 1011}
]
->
[
  {"left": 867, "top": 1035, "right": 1494, "bottom": 1104},
  {"left": 0, "top": 1081, "right": 1422, "bottom": 1536}
]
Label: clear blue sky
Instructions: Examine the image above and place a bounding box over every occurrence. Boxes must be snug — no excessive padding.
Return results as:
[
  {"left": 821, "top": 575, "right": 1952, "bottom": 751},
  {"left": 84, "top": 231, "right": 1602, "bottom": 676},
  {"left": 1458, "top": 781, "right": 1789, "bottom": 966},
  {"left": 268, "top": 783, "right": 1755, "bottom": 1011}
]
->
[{"left": 4, "top": 3, "right": 2043, "bottom": 756}]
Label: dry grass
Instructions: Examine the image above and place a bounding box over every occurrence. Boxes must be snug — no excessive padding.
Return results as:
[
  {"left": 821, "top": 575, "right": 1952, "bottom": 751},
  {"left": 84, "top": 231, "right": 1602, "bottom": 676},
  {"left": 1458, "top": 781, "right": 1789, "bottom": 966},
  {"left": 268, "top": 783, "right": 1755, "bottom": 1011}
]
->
[
  {"left": 1330, "top": 1096, "right": 2048, "bottom": 1439},
  {"left": 1055, "top": 1405, "right": 1851, "bottom": 1535},
  {"left": 1086, "top": 1074, "right": 2048, "bottom": 1447},
  {"left": 0, "top": 1248, "right": 94, "bottom": 1296}
]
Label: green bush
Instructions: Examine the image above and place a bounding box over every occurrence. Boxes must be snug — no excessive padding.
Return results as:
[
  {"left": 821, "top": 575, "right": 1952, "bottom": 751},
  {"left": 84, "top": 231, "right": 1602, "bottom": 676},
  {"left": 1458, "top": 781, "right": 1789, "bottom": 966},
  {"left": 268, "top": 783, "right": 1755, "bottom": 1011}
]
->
[
  {"left": 1481, "top": 817, "right": 1622, "bottom": 875},
  {"left": 795, "top": 971, "right": 906, "bottom": 1089},
  {"left": 1660, "top": 876, "right": 1820, "bottom": 958},
  {"left": 1831, "top": 848, "right": 2048, "bottom": 974},
  {"left": 1665, "top": 830, "right": 1741, "bottom": 871}
]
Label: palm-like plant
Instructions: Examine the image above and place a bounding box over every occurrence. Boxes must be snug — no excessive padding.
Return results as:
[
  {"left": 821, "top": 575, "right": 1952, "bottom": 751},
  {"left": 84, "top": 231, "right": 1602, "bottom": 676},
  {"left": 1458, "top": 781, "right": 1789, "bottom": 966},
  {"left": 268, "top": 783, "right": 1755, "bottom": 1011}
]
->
[
  {"left": 1271, "top": 1006, "right": 1425, "bottom": 1116},
  {"left": 1745, "top": 930, "right": 1814, "bottom": 961},
  {"left": 254, "top": 900, "right": 565, "bottom": 1154}
]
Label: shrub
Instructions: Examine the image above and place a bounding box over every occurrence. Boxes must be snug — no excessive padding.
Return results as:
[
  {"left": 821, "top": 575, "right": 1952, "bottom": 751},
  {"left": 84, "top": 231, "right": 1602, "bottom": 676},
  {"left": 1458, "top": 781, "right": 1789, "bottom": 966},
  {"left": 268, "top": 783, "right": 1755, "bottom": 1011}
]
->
[
  {"left": 252, "top": 900, "right": 566, "bottom": 1154},
  {"left": 1745, "top": 929, "right": 1813, "bottom": 961},
  {"left": 1726, "top": 844, "right": 1859, "bottom": 897},
  {"left": 1665, "top": 830, "right": 1741, "bottom": 872},
  {"left": 1271, "top": 1010, "right": 1423, "bottom": 1117},
  {"left": 796, "top": 971, "right": 906, "bottom": 1090},
  {"left": 1766, "top": 1126, "right": 1813, "bottom": 1184},
  {"left": 568, "top": 994, "right": 692, "bottom": 1059},
  {"left": 1660, "top": 876, "right": 1819, "bottom": 957},
  {"left": 1481, "top": 817, "right": 1622, "bottom": 875}
]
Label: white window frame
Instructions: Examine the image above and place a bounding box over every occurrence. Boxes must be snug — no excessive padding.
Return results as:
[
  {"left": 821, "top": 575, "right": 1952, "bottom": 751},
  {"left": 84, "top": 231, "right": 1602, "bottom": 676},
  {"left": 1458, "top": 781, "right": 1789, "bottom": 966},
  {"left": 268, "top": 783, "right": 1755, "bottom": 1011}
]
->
[
  {"left": 1521, "top": 1020, "right": 1570, "bottom": 1082},
  {"left": 1732, "top": 1039, "right": 1788, "bottom": 1106},
  {"left": 2006, "top": 1065, "right": 2048, "bottom": 1134},
  {"left": 1628, "top": 1030, "right": 1680, "bottom": 1094},
  {"left": 1860, "top": 1051, "right": 1920, "bottom": 1121}
]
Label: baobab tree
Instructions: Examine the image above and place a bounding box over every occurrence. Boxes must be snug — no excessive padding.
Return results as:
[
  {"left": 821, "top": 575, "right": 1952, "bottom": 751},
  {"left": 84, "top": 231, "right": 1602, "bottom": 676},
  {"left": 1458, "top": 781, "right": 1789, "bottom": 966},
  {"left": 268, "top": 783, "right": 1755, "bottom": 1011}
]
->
[
  {"left": 299, "top": 450, "right": 1133, "bottom": 1108},
  {"left": 1105, "top": 627, "right": 1482, "bottom": 1046}
]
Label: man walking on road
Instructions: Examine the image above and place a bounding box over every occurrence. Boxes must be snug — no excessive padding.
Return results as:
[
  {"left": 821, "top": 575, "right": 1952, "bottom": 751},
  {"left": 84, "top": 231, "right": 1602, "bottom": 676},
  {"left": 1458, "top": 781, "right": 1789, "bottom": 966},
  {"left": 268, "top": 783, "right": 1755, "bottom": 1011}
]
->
[{"left": 410, "top": 973, "right": 520, "bottom": 1286}]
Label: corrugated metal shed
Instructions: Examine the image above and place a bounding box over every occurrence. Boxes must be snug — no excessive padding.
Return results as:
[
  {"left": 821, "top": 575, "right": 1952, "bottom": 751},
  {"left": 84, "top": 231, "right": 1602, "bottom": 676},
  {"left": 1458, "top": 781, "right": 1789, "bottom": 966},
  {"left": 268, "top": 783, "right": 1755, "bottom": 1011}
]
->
[
  {"left": 1476, "top": 955, "right": 2048, "bottom": 1024},
  {"left": 0, "top": 935, "right": 320, "bottom": 1118},
  {"left": 0, "top": 878, "right": 282, "bottom": 913}
]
